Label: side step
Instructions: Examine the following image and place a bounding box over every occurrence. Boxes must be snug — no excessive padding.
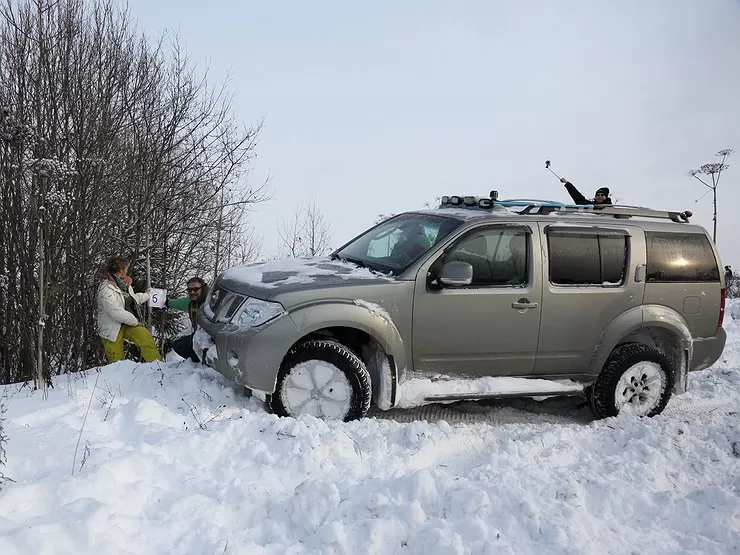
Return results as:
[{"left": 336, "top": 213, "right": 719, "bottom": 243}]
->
[
  {"left": 426, "top": 390, "right": 584, "bottom": 402},
  {"left": 394, "top": 376, "right": 586, "bottom": 409}
]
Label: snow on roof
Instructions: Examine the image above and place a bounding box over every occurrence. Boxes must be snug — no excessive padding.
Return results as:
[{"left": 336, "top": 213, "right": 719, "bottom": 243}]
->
[{"left": 415, "top": 207, "right": 505, "bottom": 220}]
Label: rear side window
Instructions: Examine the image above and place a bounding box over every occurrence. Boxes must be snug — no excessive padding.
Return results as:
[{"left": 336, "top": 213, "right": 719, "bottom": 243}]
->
[
  {"left": 548, "top": 231, "right": 628, "bottom": 286},
  {"left": 646, "top": 232, "right": 719, "bottom": 282}
]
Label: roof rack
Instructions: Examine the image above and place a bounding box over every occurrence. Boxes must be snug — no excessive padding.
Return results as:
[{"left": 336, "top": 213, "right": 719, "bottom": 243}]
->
[
  {"left": 496, "top": 200, "right": 692, "bottom": 223},
  {"left": 438, "top": 193, "right": 693, "bottom": 223}
]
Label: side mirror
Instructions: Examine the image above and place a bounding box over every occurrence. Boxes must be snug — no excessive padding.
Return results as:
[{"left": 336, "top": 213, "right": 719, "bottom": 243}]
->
[{"left": 439, "top": 261, "right": 473, "bottom": 286}]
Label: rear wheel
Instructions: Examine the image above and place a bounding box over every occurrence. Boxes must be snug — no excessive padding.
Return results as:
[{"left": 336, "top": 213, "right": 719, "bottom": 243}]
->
[
  {"left": 271, "top": 339, "right": 372, "bottom": 421},
  {"left": 590, "top": 343, "right": 674, "bottom": 418}
]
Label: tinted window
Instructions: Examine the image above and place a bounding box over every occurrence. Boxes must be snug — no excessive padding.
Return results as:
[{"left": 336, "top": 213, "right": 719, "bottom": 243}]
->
[
  {"left": 646, "top": 232, "right": 719, "bottom": 282},
  {"left": 601, "top": 235, "right": 628, "bottom": 284},
  {"left": 548, "top": 232, "right": 627, "bottom": 285},
  {"left": 442, "top": 227, "right": 529, "bottom": 286}
]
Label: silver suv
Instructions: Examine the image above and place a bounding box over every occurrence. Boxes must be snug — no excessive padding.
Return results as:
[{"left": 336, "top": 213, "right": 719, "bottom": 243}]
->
[{"left": 195, "top": 195, "right": 727, "bottom": 421}]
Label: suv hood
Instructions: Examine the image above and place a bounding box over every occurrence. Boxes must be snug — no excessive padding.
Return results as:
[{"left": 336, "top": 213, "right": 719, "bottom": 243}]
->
[{"left": 217, "top": 256, "right": 395, "bottom": 298}]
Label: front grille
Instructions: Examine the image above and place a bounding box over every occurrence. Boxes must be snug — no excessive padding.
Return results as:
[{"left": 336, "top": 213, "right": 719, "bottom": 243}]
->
[
  {"left": 211, "top": 290, "right": 245, "bottom": 323},
  {"left": 224, "top": 295, "right": 245, "bottom": 320},
  {"left": 209, "top": 286, "right": 224, "bottom": 312}
]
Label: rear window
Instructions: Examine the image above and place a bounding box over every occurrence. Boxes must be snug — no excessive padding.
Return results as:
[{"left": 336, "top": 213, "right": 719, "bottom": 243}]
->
[
  {"left": 547, "top": 231, "right": 628, "bottom": 286},
  {"left": 646, "top": 232, "right": 719, "bottom": 282}
]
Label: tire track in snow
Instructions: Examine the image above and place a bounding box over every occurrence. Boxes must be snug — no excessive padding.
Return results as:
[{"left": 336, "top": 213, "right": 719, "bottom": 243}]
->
[
  {"left": 368, "top": 397, "right": 592, "bottom": 425},
  {"left": 662, "top": 398, "right": 729, "bottom": 417}
]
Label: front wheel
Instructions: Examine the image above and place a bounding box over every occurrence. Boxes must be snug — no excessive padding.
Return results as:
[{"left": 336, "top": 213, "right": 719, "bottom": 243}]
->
[
  {"left": 590, "top": 343, "right": 674, "bottom": 418},
  {"left": 271, "top": 339, "right": 372, "bottom": 421}
]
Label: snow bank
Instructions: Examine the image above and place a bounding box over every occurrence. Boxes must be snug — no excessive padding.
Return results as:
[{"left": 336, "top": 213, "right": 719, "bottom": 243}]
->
[
  {"left": 727, "top": 298, "right": 740, "bottom": 320},
  {"left": 0, "top": 324, "right": 739, "bottom": 554}
]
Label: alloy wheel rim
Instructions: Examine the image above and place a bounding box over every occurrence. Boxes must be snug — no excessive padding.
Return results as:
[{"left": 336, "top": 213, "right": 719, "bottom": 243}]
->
[
  {"left": 615, "top": 361, "right": 665, "bottom": 416},
  {"left": 281, "top": 360, "right": 352, "bottom": 419}
]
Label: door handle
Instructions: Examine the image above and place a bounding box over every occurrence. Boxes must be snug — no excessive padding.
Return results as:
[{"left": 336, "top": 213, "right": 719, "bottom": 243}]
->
[
  {"left": 634, "top": 264, "right": 646, "bottom": 283},
  {"left": 512, "top": 299, "right": 538, "bottom": 310}
]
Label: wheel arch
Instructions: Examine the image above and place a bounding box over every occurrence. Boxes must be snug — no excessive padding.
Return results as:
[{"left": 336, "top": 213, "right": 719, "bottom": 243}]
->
[
  {"left": 283, "top": 301, "right": 406, "bottom": 409},
  {"left": 591, "top": 305, "right": 691, "bottom": 394},
  {"left": 590, "top": 342, "right": 674, "bottom": 418}
]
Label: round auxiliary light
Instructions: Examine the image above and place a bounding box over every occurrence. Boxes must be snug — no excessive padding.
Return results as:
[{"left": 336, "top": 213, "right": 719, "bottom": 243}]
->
[
  {"left": 441, "top": 196, "right": 450, "bottom": 204},
  {"left": 463, "top": 196, "right": 476, "bottom": 206},
  {"left": 449, "top": 196, "right": 462, "bottom": 206}
]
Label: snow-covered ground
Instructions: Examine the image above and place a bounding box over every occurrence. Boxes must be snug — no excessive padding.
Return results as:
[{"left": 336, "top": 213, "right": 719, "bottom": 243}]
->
[{"left": 0, "top": 322, "right": 739, "bottom": 554}]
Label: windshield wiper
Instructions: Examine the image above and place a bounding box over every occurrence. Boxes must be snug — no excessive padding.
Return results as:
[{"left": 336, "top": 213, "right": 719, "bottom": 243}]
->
[
  {"left": 335, "top": 254, "right": 386, "bottom": 275},
  {"left": 343, "top": 256, "right": 368, "bottom": 269}
]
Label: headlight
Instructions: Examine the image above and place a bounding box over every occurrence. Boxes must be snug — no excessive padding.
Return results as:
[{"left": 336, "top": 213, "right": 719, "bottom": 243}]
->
[{"left": 232, "top": 298, "right": 285, "bottom": 327}]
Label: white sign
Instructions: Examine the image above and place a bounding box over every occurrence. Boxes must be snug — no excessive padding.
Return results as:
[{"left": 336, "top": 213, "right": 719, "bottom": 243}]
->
[{"left": 148, "top": 288, "right": 167, "bottom": 308}]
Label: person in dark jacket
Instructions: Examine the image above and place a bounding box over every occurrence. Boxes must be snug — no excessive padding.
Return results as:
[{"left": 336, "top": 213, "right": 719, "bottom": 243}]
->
[
  {"left": 560, "top": 178, "right": 612, "bottom": 205},
  {"left": 166, "top": 276, "right": 208, "bottom": 362}
]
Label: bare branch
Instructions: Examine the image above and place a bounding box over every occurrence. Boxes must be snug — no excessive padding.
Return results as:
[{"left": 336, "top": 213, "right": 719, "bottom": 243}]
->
[{"left": 278, "top": 200, "right": 332, "bottom": 258}]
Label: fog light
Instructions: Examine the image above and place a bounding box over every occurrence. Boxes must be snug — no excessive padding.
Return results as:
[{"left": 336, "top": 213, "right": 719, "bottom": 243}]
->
[{"left": 227, "top": 351, "right": 239, "bottom": 368}]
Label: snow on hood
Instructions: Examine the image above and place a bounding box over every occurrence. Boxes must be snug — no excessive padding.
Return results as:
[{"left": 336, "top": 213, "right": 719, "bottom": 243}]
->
[{"left": 218, "top": 256, "right": 394, "bottom": 293}]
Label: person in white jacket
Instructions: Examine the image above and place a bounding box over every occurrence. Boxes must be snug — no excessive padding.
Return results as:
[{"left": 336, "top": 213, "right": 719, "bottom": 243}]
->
[{"left": 97, "top": 255, "right": 161, "bottom": 363}]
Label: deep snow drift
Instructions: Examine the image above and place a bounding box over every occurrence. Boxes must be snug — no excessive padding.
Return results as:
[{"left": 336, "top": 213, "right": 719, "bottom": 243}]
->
[{"left": 0, "top": 321, "right": 738, "bottom": 554}]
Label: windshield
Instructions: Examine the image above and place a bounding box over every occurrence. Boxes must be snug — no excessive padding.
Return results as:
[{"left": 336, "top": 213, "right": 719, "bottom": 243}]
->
[{"left": 334, "top": 213, "right": 464, "bottom": 275}]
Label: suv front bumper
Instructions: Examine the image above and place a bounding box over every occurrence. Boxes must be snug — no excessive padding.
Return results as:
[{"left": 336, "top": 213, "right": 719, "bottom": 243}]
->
[{"left": 196, "top": 313, "right": 300, "bottom": 393}]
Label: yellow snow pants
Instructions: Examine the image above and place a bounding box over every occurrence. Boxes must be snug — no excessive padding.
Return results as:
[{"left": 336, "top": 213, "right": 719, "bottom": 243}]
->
[{"left": 102, "top": 324, "right": 161, "bottom": 363}]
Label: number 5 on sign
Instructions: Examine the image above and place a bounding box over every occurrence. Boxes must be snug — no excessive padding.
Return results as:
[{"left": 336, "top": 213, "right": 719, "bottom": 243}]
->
[{"left": 148, "top": 287, "right": 167, "bottom": 308}]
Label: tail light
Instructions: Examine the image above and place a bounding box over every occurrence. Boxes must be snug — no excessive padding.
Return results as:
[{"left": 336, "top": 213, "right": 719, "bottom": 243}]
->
[{"left": 718, "top": 287, "right": 726, "bottom": 328}]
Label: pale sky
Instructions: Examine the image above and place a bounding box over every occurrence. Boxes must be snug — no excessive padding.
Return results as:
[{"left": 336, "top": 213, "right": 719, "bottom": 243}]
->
[{"left": 128, "top": 0, "right": 740, "bottom": 267}]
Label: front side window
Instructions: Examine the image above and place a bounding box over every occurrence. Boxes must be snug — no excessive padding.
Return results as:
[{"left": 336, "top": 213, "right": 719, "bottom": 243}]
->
[
  {"left": 437, "top": 227, "right": 529, "bottom": 286},
  {"left": 335, "top": 213, "right": 463, "bottom": 275},
  {"left": 548, "top": 230, "right": 628, "bottom": 286}
]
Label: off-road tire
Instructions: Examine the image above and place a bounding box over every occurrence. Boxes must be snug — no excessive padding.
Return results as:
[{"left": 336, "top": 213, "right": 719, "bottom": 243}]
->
[
  {"left": 590, "top": 343, "right": 674, "bottom": 419},
  {"left": 271, "top": 339, "right": 372, "bottom": 421}
]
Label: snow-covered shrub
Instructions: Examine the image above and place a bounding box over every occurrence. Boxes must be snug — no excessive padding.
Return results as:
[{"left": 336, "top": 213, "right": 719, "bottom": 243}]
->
[
  {"left": 728, "top": 298, "right": 740, "bottom": 320},
  {"left": 727, "top": 275, "right": 740, "bottom": 300}
]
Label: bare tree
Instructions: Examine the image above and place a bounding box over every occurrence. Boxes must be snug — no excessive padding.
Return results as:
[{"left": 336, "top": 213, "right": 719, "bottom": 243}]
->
[
  {"left": 226, "top": 223, "right": 262, "bottom": 268},
  {"left": 0, "top": 0, "right": 268, "bottom": 385},
  {"left": 688, "top": 148, "right": 734, "bottom": 243},
  {"left": 278, "top": 206, "right": 304, "bottom": 258},
  {"left": 278, "top": 200, "right": 332, "bottom": 257},
  {"left": 303, "top": 201, "right": 332, "bottom": 256}
]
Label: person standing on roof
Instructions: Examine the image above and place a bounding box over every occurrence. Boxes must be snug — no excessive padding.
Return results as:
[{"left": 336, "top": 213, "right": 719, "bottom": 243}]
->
[{"left": 560, "top": 178, "right": 612, "bottom": 205}]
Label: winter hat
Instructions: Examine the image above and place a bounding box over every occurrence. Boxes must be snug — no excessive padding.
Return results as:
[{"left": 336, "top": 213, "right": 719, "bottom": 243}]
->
[{"left": 595, "top": 187, "right": 610, "bottom": 197}]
